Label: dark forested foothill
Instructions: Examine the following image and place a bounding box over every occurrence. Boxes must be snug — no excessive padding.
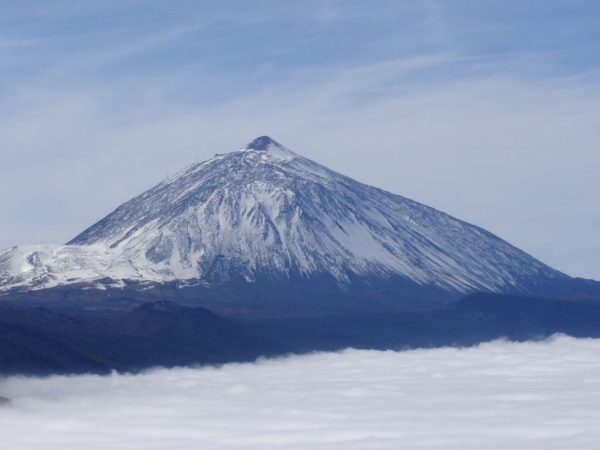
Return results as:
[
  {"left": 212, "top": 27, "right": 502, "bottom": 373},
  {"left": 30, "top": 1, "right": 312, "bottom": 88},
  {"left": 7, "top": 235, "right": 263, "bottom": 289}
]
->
[{"left": 2, "top": 293, "right": 600, "bottom": 376}]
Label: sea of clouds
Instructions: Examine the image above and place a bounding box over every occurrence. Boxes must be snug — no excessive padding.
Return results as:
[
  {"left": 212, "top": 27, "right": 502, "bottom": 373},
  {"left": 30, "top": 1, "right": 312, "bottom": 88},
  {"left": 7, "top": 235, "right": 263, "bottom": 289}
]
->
[{"left": 1, "top": 335, "right": 599, "bottom": 449}]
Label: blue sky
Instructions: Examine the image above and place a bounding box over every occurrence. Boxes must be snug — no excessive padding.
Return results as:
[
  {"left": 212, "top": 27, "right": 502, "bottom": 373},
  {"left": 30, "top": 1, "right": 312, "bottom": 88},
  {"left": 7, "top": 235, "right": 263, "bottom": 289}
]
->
[{"left": 1, "top": 1, "right": 599, "bottom": 278}]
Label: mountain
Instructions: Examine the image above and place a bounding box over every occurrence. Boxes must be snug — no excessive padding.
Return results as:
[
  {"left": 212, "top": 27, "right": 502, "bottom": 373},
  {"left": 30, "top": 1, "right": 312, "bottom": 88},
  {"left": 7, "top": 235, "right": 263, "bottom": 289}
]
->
[
  {"left": 1, "top": 135, "right": 599, "bottom": 374},
  {"left": 0, "top": 136, "right": 572, "bottom": 303}
]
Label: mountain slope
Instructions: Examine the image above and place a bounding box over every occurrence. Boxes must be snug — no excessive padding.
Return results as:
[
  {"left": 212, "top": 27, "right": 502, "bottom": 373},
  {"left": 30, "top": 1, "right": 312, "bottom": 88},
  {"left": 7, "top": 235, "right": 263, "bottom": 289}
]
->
[
  {"left": 4, "top": 294, "right": 600, "bottom": 375},
  {"left": 0, "top": 136, "right": 567, "bottom": 296},
  {"left": 0, "top": 301, "right": 286, "bottom": 375}
]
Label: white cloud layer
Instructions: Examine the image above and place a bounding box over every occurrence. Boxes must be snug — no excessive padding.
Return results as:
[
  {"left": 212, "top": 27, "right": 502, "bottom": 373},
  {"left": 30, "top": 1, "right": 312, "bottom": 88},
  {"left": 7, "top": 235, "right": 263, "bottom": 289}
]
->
[{"left": 1, "top": 335, "right": 600, "bottom": 449}]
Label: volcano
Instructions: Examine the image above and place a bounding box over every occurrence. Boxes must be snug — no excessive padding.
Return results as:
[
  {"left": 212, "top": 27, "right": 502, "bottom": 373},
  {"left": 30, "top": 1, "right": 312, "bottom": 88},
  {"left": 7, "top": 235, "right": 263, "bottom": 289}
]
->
[{"left": 0, "top": 136, "right": 596, "bottom": 316}]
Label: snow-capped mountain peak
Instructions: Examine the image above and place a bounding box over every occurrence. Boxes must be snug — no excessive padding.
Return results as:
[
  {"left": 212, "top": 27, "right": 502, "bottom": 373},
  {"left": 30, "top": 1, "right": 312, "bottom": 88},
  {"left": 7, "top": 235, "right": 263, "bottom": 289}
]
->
[
  {"left": 245, "top": 135, "right": 283, "bottom": 151},
  {"left": 240, "top": 136, "right": 297, "bottom": 162},
  {"left": 0, "top": 136, "right": 566, "bottom": 294}
]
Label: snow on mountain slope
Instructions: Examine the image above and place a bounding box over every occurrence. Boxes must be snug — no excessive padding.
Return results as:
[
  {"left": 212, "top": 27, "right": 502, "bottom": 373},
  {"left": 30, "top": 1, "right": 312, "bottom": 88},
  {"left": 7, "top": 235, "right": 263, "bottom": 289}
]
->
[{"left": 0, "top": 136, "right": 565, "bottom": 293}]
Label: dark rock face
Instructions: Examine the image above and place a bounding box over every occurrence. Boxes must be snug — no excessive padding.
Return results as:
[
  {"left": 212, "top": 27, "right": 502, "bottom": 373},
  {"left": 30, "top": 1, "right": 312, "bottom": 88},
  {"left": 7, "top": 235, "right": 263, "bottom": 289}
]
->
[{"left": 0, "top": 396, "right": 10, "bottom": 405}]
